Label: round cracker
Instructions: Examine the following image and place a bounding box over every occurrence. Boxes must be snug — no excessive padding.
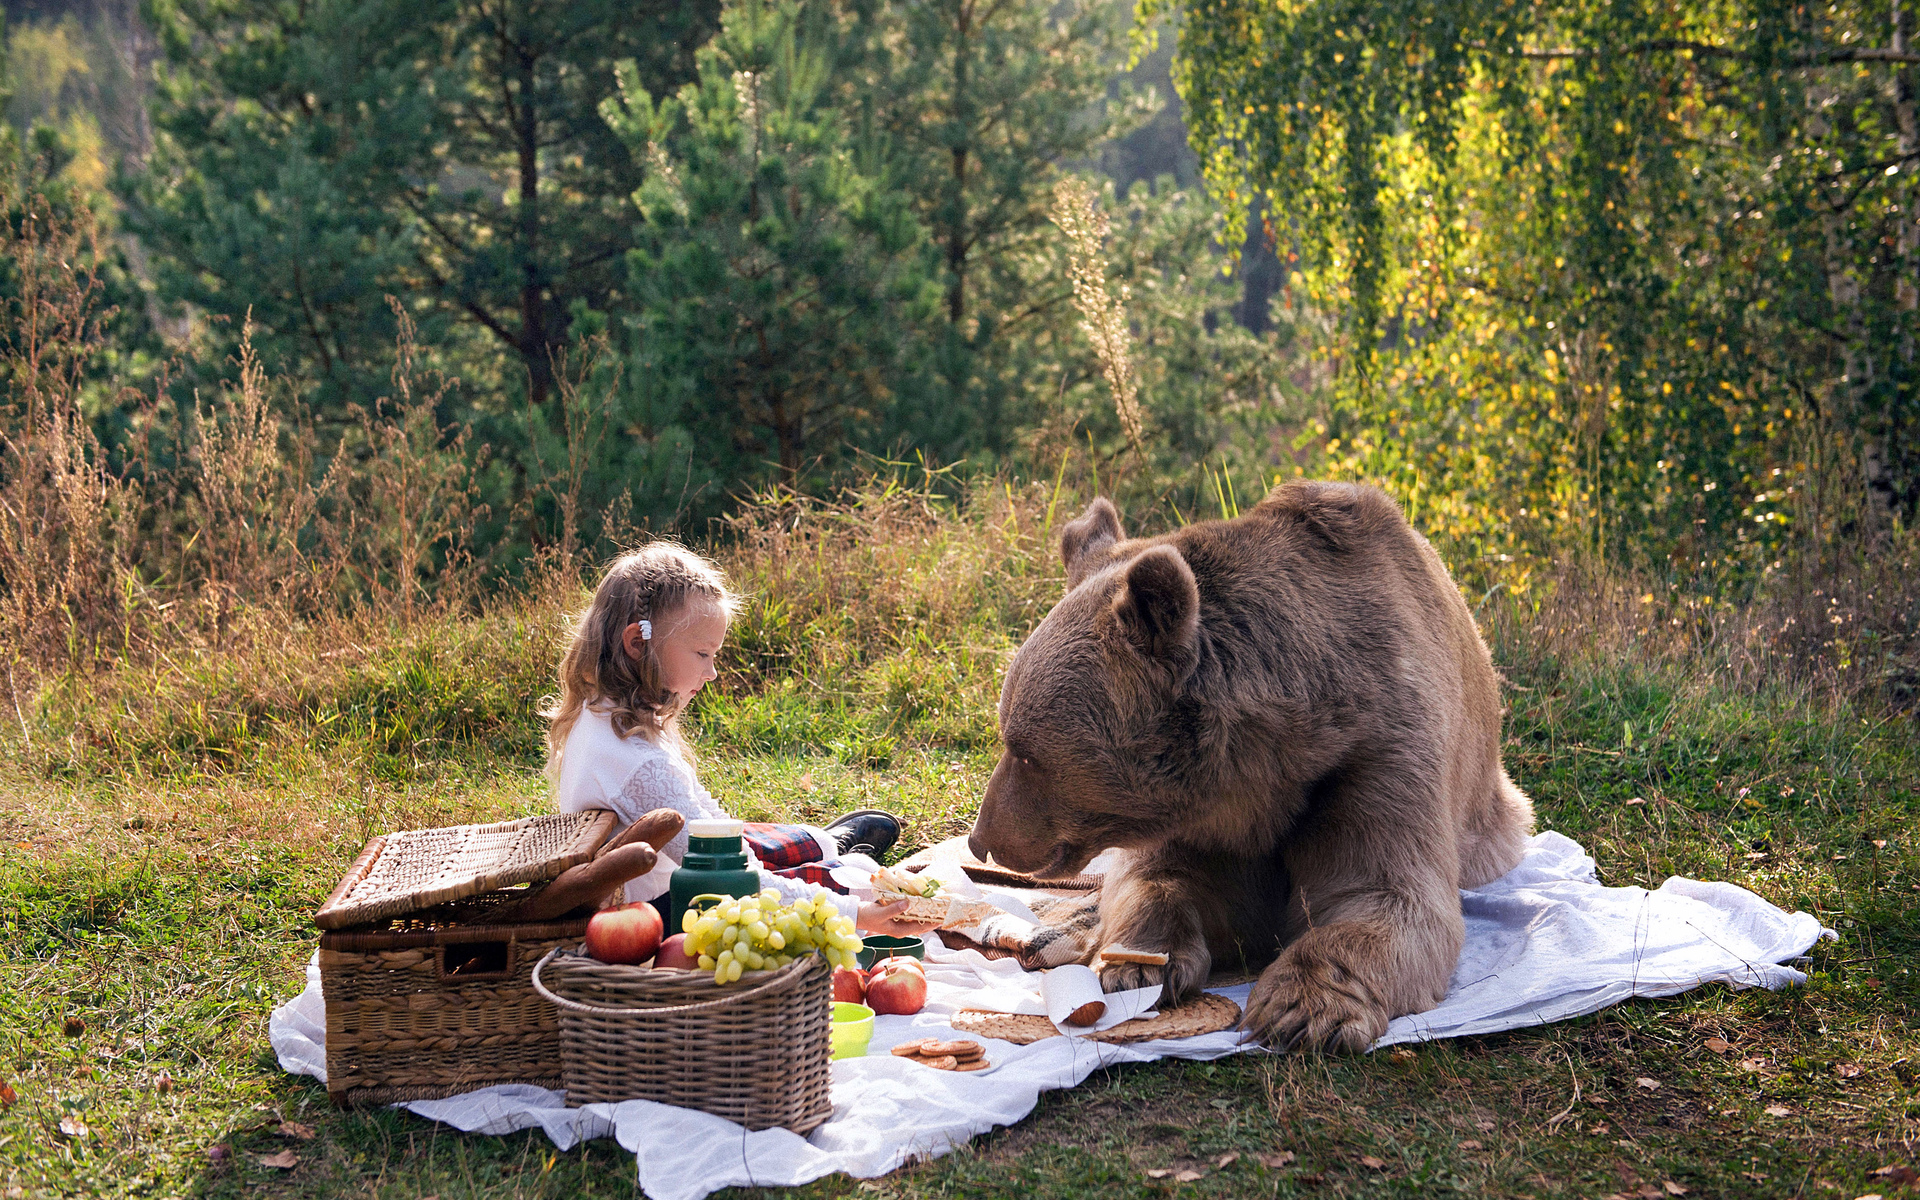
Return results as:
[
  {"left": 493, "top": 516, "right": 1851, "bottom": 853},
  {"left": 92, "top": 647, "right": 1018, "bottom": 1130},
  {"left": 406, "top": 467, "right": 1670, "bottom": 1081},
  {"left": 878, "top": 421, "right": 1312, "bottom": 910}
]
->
[
  {"left": 915, "top": 1054, "right": 959, "bottom": 1070},
  {"left": 921, "top": 1039, "right": 981, "bottom": 1058},
  {"left": 889, "top": 1039, "right": 936, "bottom": 1057},
  {"left": 951, "top": 1058, "right": 991, "bottom": 1072}
]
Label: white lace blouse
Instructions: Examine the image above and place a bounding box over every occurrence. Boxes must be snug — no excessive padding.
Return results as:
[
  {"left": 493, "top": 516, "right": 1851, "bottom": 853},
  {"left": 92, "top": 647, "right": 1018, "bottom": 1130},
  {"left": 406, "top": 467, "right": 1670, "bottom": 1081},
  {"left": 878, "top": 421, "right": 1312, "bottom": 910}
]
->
[{"left": 552, "top": 707, "right": 855, "bottom": 919}]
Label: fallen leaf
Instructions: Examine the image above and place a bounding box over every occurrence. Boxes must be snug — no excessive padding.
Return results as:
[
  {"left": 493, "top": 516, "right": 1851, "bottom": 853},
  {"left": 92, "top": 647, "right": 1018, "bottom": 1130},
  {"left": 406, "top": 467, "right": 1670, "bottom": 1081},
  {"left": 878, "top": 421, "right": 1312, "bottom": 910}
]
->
[
  {"left": 1359, "top": 1156, "right": 1387, "bottom": 1169},
  {"left": 1856, "top": 1194, "right": 1885, "bottom": 1200},
  {"left": 797, "top": 772, "right": 817, "bottom": 792},
  {"left": 1458, "top": 1139, "right": 1483, "bottom": 1150},
  {"left": 1738, "top": 1058, "right": 1767, "bottom": 1073},
  {"left": 1591, "top": 1122, "right": 1610, "bottom": 1135},
  {"left": 1663, "top": 1184, "right": 1689, "bottom": 1197},
  {"left": 1145, "top": 1168, "right": 1172, "bottom": 1179},
  {"left": 1741, "top": 1173, "right": 1769, "bottom": 1183},
  {"left": 1637, "top": 1187, "right": 1665, "bottom": 1199},
  {"left": 57, "top": 1116, "right": 89, "bottom": 1139},
  {"left": 1476, "top": 1118, "right": 1496, "bottom": 1131},
  {"left": 1873, "top": 839, "right": 1888, "bottom": 849},
  {"left": 1764, "top": 1105, "right": 1792, "bottom": 1117},
  {"left": 1389, "top": 1047, "right": 1416, "bottom": 1063},
  {"left": 62, "top": 1016, "right": 85, "bottom": 1037},
  {"left": 1625, "top": 797, "right": 1646, "bottom": 805},
  {"left": 155, "top": 1073, "right": 174, "bottom": 1094},
  {"left": 257, "top": 1150, "right": 299, "bottom": 1169},
  {"left": 1173, "top": 1169, "right": 1204, "bottom": 1182},
  {"left": 1704, "top": 1037, "right": 1732, "bottom": 1054},
  {"left": 0, "top": 1082, "right": 14, "bottom": 1107},
  {"left": 1836, "top": 1063, "right": 1862, "bottom": 1078},
  {"left": 1864, "top": 979, "right": 1884, "bottom": 989},
  {"left": 1216, "top": 1153, "right": 1238, "bottom": 1167},
  {"left": 1744, "top": 851, "right": 1769, "bottom": 860},
  {"left": 1869, "top": 1166, "right": 1920, "bottom": 1184},
  {"left": 1636, "top": 1077, "right": 1661, "bottom": 1091},
  {"left": 1253, "top": 1151, "right": 1295, "bottom": 1168}
]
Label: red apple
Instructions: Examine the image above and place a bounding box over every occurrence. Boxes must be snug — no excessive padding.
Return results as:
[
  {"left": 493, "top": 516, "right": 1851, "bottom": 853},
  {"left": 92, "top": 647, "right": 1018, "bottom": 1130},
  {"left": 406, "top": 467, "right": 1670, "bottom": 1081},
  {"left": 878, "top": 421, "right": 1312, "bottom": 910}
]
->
[
  {"left": 832, "top": 966, "right": 869, "bottom": 1003},
  {"left": 868, "top": 956, "right": 923, "bottom": 980},
  {"left": 865, "top": 960, "right": 928, "bottom": 1015},
  {"left": 654, "top": 933, "right": 698, "bottom": 971},
  {"left": 585, "top": 902, "right": 663, "bottom": 965}
]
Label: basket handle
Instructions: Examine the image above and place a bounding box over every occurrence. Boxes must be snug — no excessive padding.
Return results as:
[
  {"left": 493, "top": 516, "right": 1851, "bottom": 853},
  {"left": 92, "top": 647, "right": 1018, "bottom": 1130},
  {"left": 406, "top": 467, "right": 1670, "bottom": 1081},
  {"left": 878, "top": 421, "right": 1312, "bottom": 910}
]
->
[{"left": 530, "top": 948, "right": 821, "bottom": 1016}]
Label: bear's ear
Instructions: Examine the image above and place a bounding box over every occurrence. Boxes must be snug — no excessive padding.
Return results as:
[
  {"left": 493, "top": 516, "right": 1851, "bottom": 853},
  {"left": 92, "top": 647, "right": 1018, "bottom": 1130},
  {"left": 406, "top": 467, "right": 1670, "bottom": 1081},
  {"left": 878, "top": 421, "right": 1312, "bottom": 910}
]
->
[
  {"left": 1108, "top": 545, "right": 1199, "bottom": 669},
  {"left": 1061, "top": 498, "right": 1125, "bottom": 588}
]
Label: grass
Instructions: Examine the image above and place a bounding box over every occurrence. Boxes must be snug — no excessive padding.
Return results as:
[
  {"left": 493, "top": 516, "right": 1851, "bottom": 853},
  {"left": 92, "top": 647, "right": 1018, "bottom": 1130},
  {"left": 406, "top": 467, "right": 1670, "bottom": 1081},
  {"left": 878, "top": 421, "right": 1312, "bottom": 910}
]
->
[{"left": 1, "top": 482, "right": 1916, "bottom": 1199}]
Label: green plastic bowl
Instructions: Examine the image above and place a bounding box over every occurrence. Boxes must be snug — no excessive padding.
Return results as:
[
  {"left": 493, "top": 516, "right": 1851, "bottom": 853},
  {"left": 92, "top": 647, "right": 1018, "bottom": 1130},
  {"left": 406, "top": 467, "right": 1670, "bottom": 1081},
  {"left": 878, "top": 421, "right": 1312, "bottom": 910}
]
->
[
  {"left": 830, "top": 1002, "right": 875, "bottom": 1060},
  {"left": 857, "top": 934, "right": 926, "bottom": 970}
]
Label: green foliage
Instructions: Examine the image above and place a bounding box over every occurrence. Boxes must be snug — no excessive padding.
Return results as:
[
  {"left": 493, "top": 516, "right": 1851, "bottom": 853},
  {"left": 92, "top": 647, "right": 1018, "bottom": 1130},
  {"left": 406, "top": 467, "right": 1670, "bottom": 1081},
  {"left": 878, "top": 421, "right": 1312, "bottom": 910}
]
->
[
  {"left": 128, "top": 0, "right": 717, "bottom": 422},
  {"left": 1154, "top": 0, "right": 1920, "bottom": 562},
  {"left": 603, "top": 0, "right": 943, "bottom": 493}
]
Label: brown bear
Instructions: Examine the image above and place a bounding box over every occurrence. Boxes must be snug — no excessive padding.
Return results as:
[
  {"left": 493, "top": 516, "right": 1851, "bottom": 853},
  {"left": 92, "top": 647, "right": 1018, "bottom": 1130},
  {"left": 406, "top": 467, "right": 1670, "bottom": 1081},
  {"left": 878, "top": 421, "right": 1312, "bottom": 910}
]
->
[{"left": 967, "top": 480, "right": 1534, "bottom": 1050}]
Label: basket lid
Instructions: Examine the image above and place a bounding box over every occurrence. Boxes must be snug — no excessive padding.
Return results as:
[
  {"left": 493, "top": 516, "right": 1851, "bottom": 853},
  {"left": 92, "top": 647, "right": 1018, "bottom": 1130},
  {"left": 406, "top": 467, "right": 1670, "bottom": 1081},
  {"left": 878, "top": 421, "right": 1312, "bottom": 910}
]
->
[{"left": 315, "top": 809, "right": 617, "bottom": 931}]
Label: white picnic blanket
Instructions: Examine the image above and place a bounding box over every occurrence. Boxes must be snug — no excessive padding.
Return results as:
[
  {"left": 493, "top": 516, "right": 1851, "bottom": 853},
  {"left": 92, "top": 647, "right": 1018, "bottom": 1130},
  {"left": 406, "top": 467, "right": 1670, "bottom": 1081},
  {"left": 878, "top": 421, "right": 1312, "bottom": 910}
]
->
[{"left": 271, "top": 831, "right": 1832, "bottom": 1200}]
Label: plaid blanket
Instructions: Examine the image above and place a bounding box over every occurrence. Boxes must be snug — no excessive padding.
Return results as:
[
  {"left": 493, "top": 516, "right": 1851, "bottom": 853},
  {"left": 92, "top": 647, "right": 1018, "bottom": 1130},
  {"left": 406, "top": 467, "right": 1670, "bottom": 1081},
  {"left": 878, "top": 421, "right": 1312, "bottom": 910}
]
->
[{"left": 942, "top": 888, "right": 1103, "bottom": 970}]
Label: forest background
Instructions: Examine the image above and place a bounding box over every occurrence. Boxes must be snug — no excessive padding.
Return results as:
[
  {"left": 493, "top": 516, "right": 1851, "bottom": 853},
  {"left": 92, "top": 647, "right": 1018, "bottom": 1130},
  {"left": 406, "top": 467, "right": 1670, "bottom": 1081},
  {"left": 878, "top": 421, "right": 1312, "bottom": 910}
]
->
[{"left": 1, "top": 0, "right": 1918, "bottom": 687}]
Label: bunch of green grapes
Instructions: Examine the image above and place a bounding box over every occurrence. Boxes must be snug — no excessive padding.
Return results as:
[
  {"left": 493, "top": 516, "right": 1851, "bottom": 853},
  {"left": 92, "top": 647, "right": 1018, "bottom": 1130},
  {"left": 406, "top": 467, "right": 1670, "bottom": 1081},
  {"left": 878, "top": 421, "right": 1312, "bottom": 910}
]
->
[{"left": 680, "top": 890, "right": 864, "bottom": 984}]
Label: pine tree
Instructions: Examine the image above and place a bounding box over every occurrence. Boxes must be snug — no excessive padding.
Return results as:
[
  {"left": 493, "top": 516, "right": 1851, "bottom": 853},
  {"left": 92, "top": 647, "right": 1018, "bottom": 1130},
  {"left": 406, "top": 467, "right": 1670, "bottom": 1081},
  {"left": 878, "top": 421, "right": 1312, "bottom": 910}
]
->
[
  {"left": 603, "top": 0, "right": 941, "bottom": 502},
  {"left": 129, "top": 0, "right": 717, "bottom": 419}
]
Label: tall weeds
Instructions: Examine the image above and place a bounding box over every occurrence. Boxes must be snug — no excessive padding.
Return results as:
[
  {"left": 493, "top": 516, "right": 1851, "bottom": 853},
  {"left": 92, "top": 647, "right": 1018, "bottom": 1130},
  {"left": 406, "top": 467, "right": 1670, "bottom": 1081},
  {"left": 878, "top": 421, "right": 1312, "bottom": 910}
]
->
[{"left": 0, "top": 197, "right": 138, "bottom": 682}]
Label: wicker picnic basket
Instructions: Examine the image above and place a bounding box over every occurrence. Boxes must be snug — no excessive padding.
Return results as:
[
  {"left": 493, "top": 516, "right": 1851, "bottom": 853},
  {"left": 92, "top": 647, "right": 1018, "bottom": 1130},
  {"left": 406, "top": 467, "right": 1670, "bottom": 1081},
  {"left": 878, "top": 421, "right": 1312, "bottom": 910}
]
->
[
  {"left": 317, "top": 811, "right": 617, "bottom": 1107},
  {"left": 530, "top": 949, "right": 835, "bottom": 1134}
]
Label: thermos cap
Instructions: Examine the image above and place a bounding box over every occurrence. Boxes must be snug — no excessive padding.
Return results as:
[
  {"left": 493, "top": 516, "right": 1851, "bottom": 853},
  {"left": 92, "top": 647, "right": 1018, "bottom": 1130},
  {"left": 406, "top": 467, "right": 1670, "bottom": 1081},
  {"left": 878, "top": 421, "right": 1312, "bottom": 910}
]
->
[{"left": 686, "top": 817, "right": 744, "bottom": 838}]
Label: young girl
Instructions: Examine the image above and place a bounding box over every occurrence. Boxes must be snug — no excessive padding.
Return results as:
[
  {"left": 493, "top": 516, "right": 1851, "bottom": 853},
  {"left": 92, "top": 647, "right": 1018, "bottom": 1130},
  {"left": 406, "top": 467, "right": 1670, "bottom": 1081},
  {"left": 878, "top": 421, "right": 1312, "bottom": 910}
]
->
[{"left": 544, "top": 543, "right": 935, "bottom": 935}]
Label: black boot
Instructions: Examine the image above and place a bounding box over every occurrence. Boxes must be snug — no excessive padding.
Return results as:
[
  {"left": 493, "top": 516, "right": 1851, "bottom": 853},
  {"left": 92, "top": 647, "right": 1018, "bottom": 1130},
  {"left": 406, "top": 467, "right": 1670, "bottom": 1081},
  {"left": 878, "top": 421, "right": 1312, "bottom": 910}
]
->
[{"left": 825, "top": 809, "right": 900, "bottom": 859}]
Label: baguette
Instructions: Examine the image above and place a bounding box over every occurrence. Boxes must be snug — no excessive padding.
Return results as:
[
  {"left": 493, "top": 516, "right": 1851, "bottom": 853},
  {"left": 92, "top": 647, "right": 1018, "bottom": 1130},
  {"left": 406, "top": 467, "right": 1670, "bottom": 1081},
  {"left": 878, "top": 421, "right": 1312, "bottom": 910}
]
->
[
  {"left": 600, "top": 808, "right": 685, "bottom": 858},
  {"left": 503, "top": 842, "right": 658, "bottom": 922},
  {"left": 1097, "top": 946, "right": 1170, "bottom": 966}
]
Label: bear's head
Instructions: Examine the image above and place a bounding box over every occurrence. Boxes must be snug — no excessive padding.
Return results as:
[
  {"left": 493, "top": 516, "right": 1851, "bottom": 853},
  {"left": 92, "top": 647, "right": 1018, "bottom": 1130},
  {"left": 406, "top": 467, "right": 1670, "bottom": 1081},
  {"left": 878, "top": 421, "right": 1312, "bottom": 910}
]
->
[{"left": 968, "top": 498, "right": 1200, "bottom": 878}]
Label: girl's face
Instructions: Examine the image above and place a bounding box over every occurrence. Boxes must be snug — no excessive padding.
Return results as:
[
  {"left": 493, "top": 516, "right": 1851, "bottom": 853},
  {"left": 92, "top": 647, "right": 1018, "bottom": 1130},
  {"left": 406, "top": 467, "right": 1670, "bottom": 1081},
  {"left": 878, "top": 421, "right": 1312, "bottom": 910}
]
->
[{"left": 627, "top": 601, "right": 727, "bottom": 698}]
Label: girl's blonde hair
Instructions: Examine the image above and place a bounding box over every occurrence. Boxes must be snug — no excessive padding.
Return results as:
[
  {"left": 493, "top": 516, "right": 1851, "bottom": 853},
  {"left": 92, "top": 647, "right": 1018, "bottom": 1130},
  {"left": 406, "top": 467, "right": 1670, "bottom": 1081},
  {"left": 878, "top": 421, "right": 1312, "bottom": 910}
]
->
[{"left": 542, "top": 542, "right": 741, "bottom": 782}]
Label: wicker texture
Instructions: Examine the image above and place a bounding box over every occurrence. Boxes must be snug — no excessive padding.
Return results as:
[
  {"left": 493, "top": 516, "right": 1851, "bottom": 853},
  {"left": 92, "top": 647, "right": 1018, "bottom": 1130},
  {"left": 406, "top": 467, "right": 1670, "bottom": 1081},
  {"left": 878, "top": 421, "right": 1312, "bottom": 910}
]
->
[
  {"left": 319, "top": 901, "right": 589, "bottom": 1107},
  {"left": 949, "top": 991, "right": 1242, "bottom": 1045},
  {"left": 532, "top": 951, "right": 835, "bottom": 1133},
  {"left": 316, "top": 810, "right": 615, "bottom": 930}
]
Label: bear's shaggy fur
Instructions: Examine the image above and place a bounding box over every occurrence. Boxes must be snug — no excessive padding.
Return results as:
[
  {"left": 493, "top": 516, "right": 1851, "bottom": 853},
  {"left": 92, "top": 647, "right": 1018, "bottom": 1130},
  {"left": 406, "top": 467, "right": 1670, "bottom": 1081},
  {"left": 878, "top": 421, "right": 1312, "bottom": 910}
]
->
[{"left": 968, "top": 481, "right": 1534, "bottom": 1050}]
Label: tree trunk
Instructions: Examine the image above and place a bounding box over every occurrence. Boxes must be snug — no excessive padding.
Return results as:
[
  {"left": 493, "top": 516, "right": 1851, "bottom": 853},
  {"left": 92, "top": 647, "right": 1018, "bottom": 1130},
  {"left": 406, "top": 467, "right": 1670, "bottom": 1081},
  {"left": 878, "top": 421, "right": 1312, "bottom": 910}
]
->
[
  {"left": 516, "top": 41, "right": 550, "bottom": 408},
  {"left": 945, "top": 1, "right": 971, "bottom": 326}
]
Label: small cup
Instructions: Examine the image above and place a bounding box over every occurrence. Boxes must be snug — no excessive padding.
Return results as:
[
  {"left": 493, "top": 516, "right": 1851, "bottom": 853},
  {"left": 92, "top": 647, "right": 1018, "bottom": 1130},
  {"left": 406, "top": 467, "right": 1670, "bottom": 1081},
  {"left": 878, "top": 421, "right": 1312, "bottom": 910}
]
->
[
  {"left": 830, "top": 1002, "right": 875, "bottom": 1060},
  {"left": 857, "top": 934, "right": 926, "bottom": 971}
]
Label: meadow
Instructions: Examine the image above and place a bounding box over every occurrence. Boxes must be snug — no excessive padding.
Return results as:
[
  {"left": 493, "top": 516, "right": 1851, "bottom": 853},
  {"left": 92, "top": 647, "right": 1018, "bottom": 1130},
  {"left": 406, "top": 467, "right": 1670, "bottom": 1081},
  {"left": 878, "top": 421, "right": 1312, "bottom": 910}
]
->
[{"left": 0, "top": 476, "right": 1914, "bottom": 1200}]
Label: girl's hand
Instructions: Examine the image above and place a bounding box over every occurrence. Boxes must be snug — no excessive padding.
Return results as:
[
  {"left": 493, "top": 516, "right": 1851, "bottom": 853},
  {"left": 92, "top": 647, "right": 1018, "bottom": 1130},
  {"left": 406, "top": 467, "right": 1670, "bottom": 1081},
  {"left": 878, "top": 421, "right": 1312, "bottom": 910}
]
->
[{"left": 855, "top": 900, "right": 943, "bottom": 937}]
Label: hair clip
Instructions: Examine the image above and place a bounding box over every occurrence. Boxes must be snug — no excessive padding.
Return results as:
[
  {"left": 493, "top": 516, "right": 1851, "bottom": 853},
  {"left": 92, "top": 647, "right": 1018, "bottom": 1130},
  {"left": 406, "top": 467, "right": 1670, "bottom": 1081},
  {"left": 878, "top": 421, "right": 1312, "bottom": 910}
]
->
[{"left": 639, "top": 619, "right": 653, "bottom": 641}]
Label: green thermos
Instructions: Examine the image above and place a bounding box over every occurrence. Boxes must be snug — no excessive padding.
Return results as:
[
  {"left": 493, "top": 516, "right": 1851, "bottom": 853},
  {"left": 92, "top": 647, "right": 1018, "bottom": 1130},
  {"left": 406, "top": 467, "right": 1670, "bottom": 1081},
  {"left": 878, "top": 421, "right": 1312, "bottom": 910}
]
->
[{"left": 667, "top": 818, "right": 762, "bottom": 933}]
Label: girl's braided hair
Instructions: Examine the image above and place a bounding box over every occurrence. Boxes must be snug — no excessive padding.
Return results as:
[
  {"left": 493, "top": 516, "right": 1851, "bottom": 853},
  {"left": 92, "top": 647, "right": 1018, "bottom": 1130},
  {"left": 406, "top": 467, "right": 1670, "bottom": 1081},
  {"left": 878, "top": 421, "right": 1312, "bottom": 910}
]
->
[{"left": 542, "top": 542, "right": 740, "bottom": 783}]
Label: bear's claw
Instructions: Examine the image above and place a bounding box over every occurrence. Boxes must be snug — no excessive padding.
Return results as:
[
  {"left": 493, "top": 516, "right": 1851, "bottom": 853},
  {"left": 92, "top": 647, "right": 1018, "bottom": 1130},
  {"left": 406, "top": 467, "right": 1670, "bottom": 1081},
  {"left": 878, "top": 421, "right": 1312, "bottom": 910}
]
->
[{"left": 1241, "top": 939, "right": 1390, "bottom": 1053}]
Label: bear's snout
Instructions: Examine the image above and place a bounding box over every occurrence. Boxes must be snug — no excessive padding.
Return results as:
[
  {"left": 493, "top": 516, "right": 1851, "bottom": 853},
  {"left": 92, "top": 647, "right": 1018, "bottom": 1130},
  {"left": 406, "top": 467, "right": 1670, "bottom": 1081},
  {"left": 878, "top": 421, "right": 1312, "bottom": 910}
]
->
[{"left": 969, "top": 752, "right": 1073, "bottom": 875}]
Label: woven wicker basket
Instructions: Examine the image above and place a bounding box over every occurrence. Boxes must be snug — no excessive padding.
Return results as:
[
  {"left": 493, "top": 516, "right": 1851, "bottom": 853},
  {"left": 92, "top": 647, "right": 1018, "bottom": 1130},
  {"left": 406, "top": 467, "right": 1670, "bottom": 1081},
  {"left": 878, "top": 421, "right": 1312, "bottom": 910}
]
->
[
  {"left": 320, "top": 890, "right": 588, "bottom": 1106},
  {"left": 531, "top": 949, "right": 834, "bottom": 1133}
]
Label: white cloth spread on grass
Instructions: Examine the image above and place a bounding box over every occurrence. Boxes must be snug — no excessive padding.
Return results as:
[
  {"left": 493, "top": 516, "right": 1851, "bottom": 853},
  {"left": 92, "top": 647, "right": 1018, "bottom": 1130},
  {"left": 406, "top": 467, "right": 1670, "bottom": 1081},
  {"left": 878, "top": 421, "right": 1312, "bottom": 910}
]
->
[{"left": 270, "top": 831, "right": 1832, "bottom": 1200}]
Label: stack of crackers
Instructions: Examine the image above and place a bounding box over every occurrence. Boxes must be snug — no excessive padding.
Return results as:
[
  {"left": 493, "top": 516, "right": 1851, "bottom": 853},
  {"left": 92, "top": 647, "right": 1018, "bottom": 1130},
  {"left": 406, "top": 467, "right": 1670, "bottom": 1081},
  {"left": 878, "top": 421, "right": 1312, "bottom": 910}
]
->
[{"left": 889, "top": 1037, "right": 990, "bottom": 1072}]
